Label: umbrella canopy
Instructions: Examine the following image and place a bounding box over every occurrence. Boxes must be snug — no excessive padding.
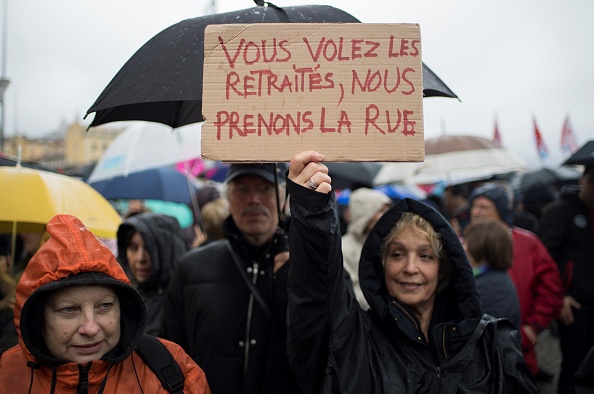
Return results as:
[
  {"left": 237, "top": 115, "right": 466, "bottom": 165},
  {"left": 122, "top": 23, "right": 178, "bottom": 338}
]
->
[
  {"left": 176, "top": 158, "right": 205, "bottom": 177},
  {"left": 87, "top": 121, "right": 202, "bottom": 183},
  {"left": 198, "top": 161, "right": 230, "bottom": 183},
  {"left": 564, "top": 140, "right": 594, "bottom": 166},
  {"left": 85, "top": 5, "right": 458, "bottom": 129},
  {"left": 373, "top": 161, "right": 426, "bottom": 185},
  {"left": 408, "top": 135, "right": 528, "bottom": 186},
  {"left": 325, "top": 162, "right": 382, "bottom": 190},
  {"left": 519, "top": 166, "right": 581, "bottom": 193},
  {"left": 415, "top": 135, "right": 529, "bottom": 185},
  {"left": 0, "top": 166, "right": 121, "bottom": 238},
  {"left": 336, "top": 184, "right": 426, "bottom": 205},
  {"left": 88, "top": 166, "right": 197, "bottom": 204},
  {"left": 374, "top": 184, "right": 427, "bottom": 201}
]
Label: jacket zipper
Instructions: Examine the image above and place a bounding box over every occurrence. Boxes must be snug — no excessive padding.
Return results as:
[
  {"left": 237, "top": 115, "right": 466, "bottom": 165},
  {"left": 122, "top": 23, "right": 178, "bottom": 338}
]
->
[
  {"left": 393, "top": 300, "right": 448, "bottom": 387},
  {"left": 441, "top": 325, "right": 448, "bottom": 359},
  {"left": 78, "top": 363, "right": 90, "bottom": 394},
  {"left": 243, "top": 261, "right": 259, "bottom": 374}
]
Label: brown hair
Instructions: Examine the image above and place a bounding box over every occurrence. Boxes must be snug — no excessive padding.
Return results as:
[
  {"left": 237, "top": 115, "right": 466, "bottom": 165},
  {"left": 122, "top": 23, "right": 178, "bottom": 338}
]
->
[
  {"left": 381, "top": 212, "right": 452, "bottom": 293},
  {"left": 0, "top": 270, "right": 16, "bottom": 309},
  {"left": 463, "top": 220, "right": 513, "bottom": 270}
]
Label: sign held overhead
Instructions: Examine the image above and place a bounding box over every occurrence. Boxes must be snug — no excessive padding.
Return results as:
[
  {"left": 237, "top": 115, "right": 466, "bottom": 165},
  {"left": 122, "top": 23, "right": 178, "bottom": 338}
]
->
[{"left": 202, "top": 23, "right": 424, "bottom": 162}]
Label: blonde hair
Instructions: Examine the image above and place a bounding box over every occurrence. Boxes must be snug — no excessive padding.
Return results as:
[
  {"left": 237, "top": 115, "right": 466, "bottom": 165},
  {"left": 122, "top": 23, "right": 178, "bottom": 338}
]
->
[
  {"left": 381, "top": 212, "right": 452, "bottom": 293},
  {"left": 201, "top": 198, "right": 230, "bottom": 241}
]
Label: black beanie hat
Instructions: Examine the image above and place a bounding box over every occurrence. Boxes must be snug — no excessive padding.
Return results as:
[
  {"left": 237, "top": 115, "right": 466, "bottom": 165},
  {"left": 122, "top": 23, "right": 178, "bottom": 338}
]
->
[{"left": 469, "top": 183, "right": 514, "bottom": 226}]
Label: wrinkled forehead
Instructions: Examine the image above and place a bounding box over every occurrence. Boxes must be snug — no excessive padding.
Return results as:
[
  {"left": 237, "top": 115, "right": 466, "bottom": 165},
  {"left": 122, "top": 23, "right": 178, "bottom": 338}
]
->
[{"left": 471, "top": 195, "right": 496, "bottom": 208}]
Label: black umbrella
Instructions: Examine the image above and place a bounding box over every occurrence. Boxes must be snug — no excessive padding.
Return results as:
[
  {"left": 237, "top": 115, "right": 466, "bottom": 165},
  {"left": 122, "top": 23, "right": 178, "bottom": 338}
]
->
[
  {"left": 85, "top": 4, "right": 458, "bottom": 129},
  {"left": 519, "top": 166, "right": 581, "bottom": 193},
  {"left": 564, "top": 140, "right": 594, "bottom": 167},
  {"left": 325, "top": 162, "right": 382, "bottom": 190}
]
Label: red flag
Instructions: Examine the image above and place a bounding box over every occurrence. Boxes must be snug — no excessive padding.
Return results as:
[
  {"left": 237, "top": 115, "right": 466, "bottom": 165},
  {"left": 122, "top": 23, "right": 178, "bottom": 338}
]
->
[
  {"left": 493, "top": 118, "right": 502, "bottom": 145},
  {"left": 560, "top": 115, "right": 579, "bottom": 156},
  {"left": 533, "top": 118, "right": 549, "bottom": 161}
]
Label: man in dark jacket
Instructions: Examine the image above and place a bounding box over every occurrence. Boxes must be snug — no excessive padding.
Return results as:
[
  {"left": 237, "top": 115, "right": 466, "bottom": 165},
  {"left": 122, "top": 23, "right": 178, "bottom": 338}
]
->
[
  {"left": 539, "top": 164, "right": 594, "bottom": 393},
  {"left": 160, "top": 163, "right": 299, "bottom": 394}
]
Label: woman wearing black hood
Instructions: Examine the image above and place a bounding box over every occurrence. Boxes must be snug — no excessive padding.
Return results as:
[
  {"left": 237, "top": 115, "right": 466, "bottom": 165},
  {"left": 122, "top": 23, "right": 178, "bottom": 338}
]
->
[
  {"left": 117, "top": 212, "right": 187, "bottom": 336},
  {"left": 286, "top": 151, "right": 537, "bottom": 394}
]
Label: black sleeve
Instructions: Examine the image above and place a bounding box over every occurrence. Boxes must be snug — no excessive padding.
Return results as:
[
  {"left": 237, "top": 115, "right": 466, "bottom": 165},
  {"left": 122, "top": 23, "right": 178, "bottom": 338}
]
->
[
  {"left": 287, "top": 179, "right": 371, "bottom": 394},
  {"left": 0, "top": 308, "right": 17, "bottom": 350},
  {"left": 159, "top": 254, "right": 190, "bottom": 351}
]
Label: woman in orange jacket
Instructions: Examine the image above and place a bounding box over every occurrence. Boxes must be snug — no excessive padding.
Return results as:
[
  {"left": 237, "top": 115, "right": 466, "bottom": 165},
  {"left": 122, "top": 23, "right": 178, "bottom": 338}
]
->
[{"left": 0, "top": 214, "right": 211, "bottom": 393}]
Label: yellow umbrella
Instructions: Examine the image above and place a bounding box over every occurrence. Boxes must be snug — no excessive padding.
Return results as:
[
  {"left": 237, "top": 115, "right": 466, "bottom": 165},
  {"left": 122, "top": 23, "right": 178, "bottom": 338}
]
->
[{"left": 0, "top": 166, "right": 122, "bottom": 238}]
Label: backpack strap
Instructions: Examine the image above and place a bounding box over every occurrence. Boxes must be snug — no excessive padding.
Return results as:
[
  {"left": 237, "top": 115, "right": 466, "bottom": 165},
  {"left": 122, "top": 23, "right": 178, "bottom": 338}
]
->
[{"left": 136, "top": 334, "right": 185, "bottom": 394}]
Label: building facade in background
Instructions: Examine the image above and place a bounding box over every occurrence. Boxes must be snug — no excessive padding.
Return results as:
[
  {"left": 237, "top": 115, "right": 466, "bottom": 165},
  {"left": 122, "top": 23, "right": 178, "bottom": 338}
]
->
[{"left": 3, "top": 122, "right": 121, "bottom": 172}]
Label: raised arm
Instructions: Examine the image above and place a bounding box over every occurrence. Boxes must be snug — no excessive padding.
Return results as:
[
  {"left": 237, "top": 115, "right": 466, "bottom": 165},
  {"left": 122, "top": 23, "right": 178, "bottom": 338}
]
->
[{"left": 286, "top": 151, "right": 369, "bottom": 393}]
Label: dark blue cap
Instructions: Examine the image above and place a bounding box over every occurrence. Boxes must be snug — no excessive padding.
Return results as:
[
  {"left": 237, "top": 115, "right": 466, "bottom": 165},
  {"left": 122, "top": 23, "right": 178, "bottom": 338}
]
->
[{"left": 225, "top": 163, "right": 287, "bottom": 184}]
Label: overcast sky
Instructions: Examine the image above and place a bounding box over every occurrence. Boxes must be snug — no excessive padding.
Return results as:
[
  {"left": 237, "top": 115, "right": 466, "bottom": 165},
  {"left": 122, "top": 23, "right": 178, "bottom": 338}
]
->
[{"left": 4, "top": 0, "right": 593, "bottom": 167}]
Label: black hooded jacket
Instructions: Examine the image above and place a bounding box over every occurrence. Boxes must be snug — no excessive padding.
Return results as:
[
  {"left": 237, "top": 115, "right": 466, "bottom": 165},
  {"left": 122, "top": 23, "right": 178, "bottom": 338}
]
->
[
  {"left": 117, "top": 213, "right": 187, "bottom": 335},
  {"left": 287, "top": 180, "right": 537, "bottom": 393}
]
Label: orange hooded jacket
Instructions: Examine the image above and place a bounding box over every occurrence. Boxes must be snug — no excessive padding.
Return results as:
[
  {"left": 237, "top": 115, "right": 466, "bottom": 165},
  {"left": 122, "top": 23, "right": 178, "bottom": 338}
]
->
[{"left": 0, "top": 214, "right": 211, "bottom": 393}]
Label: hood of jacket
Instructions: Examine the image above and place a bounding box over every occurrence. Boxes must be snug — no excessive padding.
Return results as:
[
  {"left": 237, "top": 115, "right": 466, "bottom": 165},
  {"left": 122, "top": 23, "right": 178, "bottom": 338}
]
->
[
  {"left": 15, "top": 214, "right": 147, "bottom": 367},
  {"left": 117, "top": 212, "right": 187, "bottom": 291},
  {"left": 359, "top": 198, "right": 482, "bottom": 326},
  {"left": 346, "top": 188, "right": 392, "bottom": 238}
]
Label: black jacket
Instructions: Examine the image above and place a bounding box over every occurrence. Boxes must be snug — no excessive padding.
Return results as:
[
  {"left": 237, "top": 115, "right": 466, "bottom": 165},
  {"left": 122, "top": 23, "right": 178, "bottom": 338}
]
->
[
  {"left": 160, "top": 217, "right": 299, "bottom": 394},
  {"left": 117, "top": 213, "right": 188, "bottom": 336},
  {"left": 0, "top": 307, "right": 17, "bottom": 349},
  {"left": 287, "top": 180, "right": 537, "bottom": 394},
  {"left": 538, "top": 189, "right": 594, "bottom": 302}
]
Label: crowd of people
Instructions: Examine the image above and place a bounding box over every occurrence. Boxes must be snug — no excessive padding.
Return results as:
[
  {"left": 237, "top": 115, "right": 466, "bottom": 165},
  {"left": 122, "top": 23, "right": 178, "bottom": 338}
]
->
[{"left": 0, "top": 151, "right": 593, "bottom": 393}]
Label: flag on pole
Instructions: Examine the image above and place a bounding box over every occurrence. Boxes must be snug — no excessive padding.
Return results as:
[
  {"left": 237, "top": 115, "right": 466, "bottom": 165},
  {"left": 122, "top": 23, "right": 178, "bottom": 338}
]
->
[
  {"left": 493, "top": 118, "right": 502, "bottom": 145},
  {"left": 560, "top": 115, "right": 579, "bottom": 156},
  {"left": 533, "top": 118, "right": 549, "bottom": 161}
]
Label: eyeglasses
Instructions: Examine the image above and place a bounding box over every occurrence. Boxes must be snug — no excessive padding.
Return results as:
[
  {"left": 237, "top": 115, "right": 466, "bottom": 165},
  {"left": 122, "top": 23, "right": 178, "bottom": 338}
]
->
[{"left": 230, "top": 183, "right": 277, "bottom": 198}]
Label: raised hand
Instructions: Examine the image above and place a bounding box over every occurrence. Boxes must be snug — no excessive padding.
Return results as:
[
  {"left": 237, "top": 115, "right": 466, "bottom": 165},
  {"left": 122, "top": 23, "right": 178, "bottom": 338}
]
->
[{"left": 288, "top": 150, "right": 332, "bottom": 194}]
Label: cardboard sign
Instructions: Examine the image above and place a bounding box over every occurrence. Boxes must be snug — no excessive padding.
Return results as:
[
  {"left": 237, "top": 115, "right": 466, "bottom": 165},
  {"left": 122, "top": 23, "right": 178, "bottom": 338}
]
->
[{"left": 202, "top": 23, "right": 424, "bottom": 162}]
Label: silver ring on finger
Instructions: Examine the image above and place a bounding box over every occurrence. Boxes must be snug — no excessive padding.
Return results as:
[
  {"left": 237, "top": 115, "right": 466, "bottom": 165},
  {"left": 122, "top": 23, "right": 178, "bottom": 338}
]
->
[{"left": 306, "top": 178, "right": 318, "bottom": 190}]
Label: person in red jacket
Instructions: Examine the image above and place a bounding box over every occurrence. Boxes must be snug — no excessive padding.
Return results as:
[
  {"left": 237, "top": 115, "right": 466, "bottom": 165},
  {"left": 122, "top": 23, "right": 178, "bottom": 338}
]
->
[
  {"left": 469, "top": 182, "right": 563, "bottom": 380},
  {"left": 0, "top": 214, "right": 211, "bottom": 393}
]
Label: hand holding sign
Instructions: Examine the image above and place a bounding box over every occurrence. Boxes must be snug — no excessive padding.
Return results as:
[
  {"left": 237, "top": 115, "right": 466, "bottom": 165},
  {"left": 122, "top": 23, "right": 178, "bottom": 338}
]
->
[{"left": 202, "top": 23, "right": 424, "bottom": 163}]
